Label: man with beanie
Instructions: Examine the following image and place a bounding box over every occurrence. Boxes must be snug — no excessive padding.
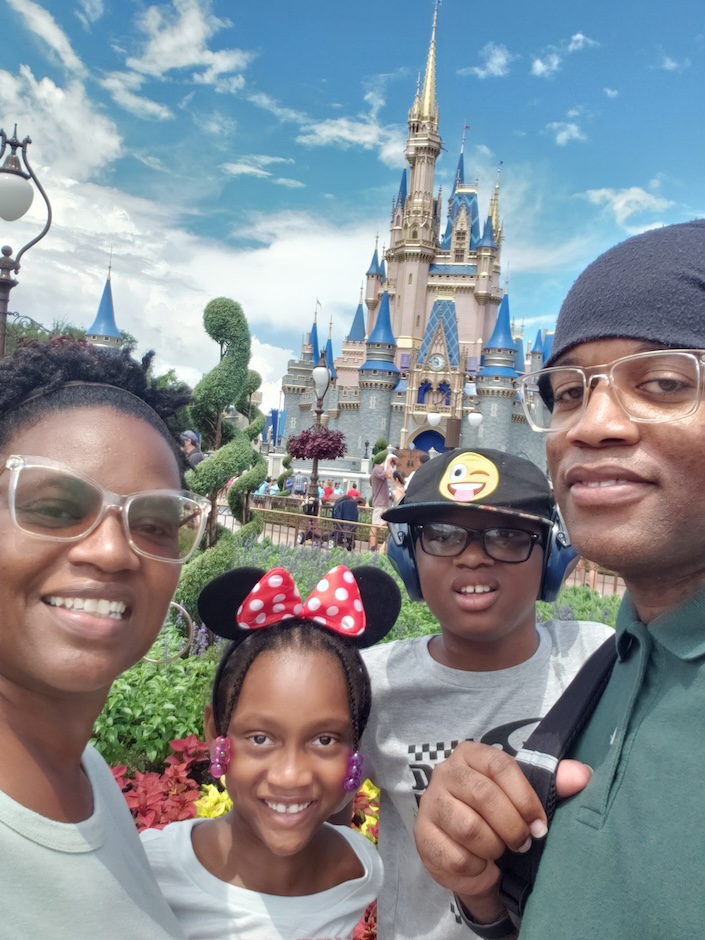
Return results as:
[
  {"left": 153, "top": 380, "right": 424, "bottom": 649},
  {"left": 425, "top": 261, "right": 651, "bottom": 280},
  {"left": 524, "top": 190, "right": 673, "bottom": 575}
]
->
[
  {"left": 414, "top": 220, "right": 705, "bottom": 938},
  {"left": 359, "top": 448, "right": 610, "bottom": 939}
]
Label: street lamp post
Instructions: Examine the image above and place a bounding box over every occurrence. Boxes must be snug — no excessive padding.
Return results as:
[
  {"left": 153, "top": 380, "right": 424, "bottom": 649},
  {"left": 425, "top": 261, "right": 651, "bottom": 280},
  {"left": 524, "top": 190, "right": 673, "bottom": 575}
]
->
[
  {"left": 307, "top": 353, "right": 331, "bottom": 500},
  {"left": 0, "top": 127, "right": 52, "bottom": 358}
]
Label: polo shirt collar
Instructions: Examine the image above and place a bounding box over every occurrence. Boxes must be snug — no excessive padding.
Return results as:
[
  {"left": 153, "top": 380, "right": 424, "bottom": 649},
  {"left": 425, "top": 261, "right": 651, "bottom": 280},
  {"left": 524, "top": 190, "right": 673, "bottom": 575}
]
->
[{"left": 616, "top": 590, "right": 705, "bottom": 662}]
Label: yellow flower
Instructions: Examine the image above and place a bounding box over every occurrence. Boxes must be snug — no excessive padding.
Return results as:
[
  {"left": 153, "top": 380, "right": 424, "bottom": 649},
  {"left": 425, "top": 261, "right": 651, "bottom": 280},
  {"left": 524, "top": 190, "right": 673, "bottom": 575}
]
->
[{"left": 196, "top": 783, "right": 233, "bottom": 818}]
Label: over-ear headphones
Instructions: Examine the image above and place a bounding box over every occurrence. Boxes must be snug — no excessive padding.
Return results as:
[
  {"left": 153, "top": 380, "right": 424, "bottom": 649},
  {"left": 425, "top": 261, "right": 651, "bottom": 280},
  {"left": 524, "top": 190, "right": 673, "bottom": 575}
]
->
[{"left": 387, "top": 509, "right": 576, "bottom": 604}]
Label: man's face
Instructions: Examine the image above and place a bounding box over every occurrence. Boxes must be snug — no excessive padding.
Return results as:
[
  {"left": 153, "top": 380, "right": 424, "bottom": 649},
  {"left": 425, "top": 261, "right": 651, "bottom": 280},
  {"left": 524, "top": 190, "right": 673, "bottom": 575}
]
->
[{"left": 547, "top": 337, "right": 705, "bottom": 582}]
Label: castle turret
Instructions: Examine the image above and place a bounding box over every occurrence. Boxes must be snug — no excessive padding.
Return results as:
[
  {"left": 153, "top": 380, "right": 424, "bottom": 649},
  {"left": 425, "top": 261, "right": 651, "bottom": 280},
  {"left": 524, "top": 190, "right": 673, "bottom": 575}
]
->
[
  {"left": 359, "top": 291, "right": 400, "bottom": 442},
  {"left": 86, "top": 266, "right": 122, "bottom": 353},
  {"left": 473, "top": 294, "right": 518, "bottom": 450}
]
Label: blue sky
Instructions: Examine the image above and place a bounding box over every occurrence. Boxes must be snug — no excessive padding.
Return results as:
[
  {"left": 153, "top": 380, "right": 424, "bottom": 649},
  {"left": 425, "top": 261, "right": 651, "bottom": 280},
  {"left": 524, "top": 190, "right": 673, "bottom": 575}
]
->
[{"left": 1, "top": 0, "right": 703, "bottom": 409}]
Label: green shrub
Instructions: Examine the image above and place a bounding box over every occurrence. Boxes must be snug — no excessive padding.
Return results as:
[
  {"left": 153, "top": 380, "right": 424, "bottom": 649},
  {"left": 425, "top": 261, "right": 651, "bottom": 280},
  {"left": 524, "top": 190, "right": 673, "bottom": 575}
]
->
[{"left": 91, "top": 649, "right": 223, "bottom": 771}]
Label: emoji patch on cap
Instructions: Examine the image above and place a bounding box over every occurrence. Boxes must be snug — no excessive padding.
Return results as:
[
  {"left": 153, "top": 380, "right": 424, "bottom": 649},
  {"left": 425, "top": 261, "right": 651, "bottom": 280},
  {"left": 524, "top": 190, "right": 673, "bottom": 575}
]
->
[{"left": 439, "top": 452, "right": 500, "bottom": 503}]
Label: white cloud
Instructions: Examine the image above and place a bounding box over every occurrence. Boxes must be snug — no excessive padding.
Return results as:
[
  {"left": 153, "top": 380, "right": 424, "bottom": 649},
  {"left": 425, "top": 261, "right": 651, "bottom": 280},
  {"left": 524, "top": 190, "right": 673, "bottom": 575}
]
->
[
  {"left": 546, "top": 121, "right": 586, "bottom": 145},
  {"left": 0, "top": 65, "right": 121, "bottom": 177},
  {"left": 126, "top": 0, "right": 254, "bottom": 91},
  {"left": 460, "top": 42, "right": 514, "bottom": 79},
  {"left": 221, "top": 155, "right": 301, "bottom": 187},
  {"left": 604, "top": 87, "right": 619, "bottom": 98},
  {"left": 75, "top": 0, "right": 105, "bottom": 30},
  {"left": 295, "top": 115, "right": 406, "bottom": 169},
  {"left": 531, "top": 53, "right": 562, "bottom": 78},
  {"left": 567, "top": 33, "right": 598, "bottom": 52},
  {"left": 272, "top": 177, "right": 305, "bottom": 189},
  {"left": 583, "top": 186, "right": 674, "bottom": 227},
  {"left": 653, "top": 52, "right": 690, "bottom": 72},
  {"left": 531, "top": 32, "right": 597, "bottom": 78},
  {"left": 222, "top": 163, "right": 271, "bottom": 179},
  {"left": 6, "top": 0, "right": 86, "bottom": 76},
  {"left": 100, "top": 72, "right": 173, "bottom": 120},
  {"left": 2, "top": 165, "right": 389, "bottom": 410}
]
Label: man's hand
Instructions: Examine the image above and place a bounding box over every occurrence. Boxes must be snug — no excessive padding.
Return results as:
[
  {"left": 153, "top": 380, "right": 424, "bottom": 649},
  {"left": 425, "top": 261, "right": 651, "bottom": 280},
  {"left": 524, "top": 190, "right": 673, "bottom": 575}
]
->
[{"left": 413, "top": 741, "right": 591, "bottom": 899}]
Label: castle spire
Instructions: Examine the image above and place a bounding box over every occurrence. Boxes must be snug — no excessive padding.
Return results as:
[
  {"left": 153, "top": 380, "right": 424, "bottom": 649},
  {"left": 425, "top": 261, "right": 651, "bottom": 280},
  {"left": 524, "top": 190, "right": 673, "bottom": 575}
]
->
[
  {"left": 86, "top": 262, "right": 123, "bottom": 353},
  {"left": 419, "top": 2, "right": 439, "bottom": 121},
  {"left": 490, "top": 165, "right": 502, "bottom": 240},
  {"left": 409, "top": 4, "right": 439, "bottom": 127}
]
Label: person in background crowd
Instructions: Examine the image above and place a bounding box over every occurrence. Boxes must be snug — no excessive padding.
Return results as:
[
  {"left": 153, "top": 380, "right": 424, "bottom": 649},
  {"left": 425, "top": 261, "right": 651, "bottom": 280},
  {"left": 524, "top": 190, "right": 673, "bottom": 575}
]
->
[{"left": 179, "top": 430, "right": 205, "bottom": 469}]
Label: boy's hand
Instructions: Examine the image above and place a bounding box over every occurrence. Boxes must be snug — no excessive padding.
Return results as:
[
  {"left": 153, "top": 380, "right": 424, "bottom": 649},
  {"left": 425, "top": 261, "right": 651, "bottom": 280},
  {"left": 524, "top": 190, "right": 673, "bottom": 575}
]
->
[{"left": 413, "top": 741, "right": 591, "bottom": 897}]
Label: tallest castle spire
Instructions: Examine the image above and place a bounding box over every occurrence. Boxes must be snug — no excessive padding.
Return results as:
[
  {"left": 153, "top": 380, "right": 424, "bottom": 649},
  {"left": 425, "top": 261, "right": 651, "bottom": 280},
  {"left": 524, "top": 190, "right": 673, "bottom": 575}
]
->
[{"left": 409, "top": 2, "right": 439, "bottom": 128}]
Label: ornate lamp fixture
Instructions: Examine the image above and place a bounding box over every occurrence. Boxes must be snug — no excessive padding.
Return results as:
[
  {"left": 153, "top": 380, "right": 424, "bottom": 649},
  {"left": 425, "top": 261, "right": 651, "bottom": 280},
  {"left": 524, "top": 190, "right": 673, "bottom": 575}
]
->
[{"left": 0, "top": 126, "right": 53, "bottom": 357}]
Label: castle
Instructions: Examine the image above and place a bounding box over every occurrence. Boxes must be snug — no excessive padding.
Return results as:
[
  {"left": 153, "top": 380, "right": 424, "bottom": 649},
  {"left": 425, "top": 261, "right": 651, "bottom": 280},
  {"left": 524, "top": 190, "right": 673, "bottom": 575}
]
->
[{"left": 279, "top": 7, "right": 552, "bottom": 471}]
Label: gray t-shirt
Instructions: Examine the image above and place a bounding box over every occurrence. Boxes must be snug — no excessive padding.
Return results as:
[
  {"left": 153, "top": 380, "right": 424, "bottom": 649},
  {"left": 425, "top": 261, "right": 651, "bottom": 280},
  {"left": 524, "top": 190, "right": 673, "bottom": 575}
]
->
[
  {"left": 0, "top": 744, "right": 185, "bottom": 938},
  {"left": 361, "top": 620, "right": 613, "bottom": 940}
]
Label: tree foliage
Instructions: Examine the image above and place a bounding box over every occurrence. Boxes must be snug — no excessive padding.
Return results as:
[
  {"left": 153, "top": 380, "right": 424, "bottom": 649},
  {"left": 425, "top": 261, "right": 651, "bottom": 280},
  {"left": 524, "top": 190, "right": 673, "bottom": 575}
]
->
[{"left": 183, "top": 297, "right": 266, "bottom": 545}]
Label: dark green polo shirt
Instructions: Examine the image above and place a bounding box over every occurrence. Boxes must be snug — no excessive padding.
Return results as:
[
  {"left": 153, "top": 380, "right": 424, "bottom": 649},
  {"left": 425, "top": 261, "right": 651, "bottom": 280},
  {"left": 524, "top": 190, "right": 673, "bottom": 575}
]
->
[{"left": 520, "top": 591, "right": 705, "bottom": 939}]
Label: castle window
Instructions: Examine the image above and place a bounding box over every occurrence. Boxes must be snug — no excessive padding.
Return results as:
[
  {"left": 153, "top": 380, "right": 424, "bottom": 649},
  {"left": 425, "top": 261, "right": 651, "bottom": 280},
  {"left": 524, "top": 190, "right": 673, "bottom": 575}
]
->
[
  {"left": 412, "top": 229, "right": 418, "bottom": 239},
  {"left": 408, "top": 273, "right": 413, "bottom": 285},
  {"left": 454, "top": 250, "right": 464, "bottom": 262}
]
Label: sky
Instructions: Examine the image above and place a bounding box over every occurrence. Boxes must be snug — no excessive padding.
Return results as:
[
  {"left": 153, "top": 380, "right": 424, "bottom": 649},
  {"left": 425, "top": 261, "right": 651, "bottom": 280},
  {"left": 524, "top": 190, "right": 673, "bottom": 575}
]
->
[{"left": 1, "top": 0, "right": 704, "bottom": 410}]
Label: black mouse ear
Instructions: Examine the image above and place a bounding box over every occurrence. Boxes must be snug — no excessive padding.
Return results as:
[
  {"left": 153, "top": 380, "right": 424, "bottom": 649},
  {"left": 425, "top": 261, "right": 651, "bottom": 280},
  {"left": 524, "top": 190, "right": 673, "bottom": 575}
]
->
[
  {"left": 347, "top": 566, "right": 401, "bottom": 648},
  {"left": 197, "top": 567, "right": 267, "bottom": 640}
]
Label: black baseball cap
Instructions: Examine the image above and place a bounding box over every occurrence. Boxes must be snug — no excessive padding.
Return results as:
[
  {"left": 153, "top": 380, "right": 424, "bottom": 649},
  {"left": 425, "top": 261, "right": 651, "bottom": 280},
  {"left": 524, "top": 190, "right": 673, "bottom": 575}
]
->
[{"left": 383, "top": 448, "right": 555, "bottom": 528}]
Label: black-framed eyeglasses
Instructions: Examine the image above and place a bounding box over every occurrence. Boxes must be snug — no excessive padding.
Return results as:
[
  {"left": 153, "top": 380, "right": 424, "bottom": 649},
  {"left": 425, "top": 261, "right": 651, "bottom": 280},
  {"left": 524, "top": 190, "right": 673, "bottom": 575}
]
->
[
  {"left": 518, "top": 348, "right": 705, "bottom": 433},
  {"left": 1, "top": 455, "right": 211, "bottom": 564},
  {"left": 415, "top": 522, "right": 543, "bottom": 563}
]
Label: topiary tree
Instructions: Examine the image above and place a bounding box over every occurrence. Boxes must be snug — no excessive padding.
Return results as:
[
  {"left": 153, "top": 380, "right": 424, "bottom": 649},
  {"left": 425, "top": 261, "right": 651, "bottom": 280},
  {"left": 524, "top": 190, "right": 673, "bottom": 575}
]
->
[
  {"left": 184, "top": 297, "right": 266, "bottom": 546},
  {"left": 277, "top": 453, "right": 293, "bottom": 493}
]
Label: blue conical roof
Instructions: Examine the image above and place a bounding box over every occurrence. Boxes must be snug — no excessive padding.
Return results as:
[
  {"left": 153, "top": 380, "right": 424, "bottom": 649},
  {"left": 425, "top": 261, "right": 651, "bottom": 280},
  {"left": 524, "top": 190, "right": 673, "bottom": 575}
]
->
[
  {"left": 367, "top": 291, "right": 396, "bottom": 346},
  {"left": 532, "top": 328, "right": 544, "bottom": 356},
  {"left": 396, "top": 169, "right": 408, "bottom": 210},
  {"left": 366, "top": 246, "right": 381, "bottom": 277},
  {"left": 477, "top": 216, "right": 497, "bottom": 249},
  {"left": 310, "top": 320, "right": 320, "bottom": 364},
  {"left": 452, "top": 147, "right": 465, "bottom": 194},
  {"left": 543, "top": 332, "right": 554, "bottom": 362},
  {"left": 324, "top": 338, "right": 337, "bottom": 379},
  {"left": 87, "top": 277, "right": 121, "bottom": 339},
  {"left": 347, "top": 302, "right": 366, "bottom": 342},
  {"left": 485, "top": 295, "right": 516, "bottom": 351}
]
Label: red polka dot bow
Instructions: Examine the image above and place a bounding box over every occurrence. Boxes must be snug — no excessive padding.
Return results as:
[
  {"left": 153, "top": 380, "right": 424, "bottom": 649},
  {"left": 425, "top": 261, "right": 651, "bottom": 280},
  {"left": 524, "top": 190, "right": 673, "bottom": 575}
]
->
[{"left": 237, "top": 565, "right": 366, "bottom": 637}]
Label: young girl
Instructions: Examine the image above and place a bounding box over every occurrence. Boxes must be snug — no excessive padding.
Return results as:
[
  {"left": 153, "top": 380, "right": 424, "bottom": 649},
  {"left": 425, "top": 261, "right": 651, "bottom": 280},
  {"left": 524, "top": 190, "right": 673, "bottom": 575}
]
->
[{"left": 142, "top": 563, "right": 401, "bottom": 939}]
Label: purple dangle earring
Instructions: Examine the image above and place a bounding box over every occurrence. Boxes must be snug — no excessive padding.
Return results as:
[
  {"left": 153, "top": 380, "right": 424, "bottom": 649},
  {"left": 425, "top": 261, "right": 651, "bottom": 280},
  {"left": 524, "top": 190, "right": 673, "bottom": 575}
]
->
[
  {"left": 343, "top": 750, "right": 363, "bottom": 792},
  {"left": 210, "top": 735, "right": 232, "bottom": 778}
]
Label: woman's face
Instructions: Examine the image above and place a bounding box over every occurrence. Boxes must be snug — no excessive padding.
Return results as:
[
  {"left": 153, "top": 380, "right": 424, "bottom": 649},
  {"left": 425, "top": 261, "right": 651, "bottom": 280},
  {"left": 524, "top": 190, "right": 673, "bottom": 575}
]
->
[{"left": 0, "top": 406, "right": 182, "bottom": 699}]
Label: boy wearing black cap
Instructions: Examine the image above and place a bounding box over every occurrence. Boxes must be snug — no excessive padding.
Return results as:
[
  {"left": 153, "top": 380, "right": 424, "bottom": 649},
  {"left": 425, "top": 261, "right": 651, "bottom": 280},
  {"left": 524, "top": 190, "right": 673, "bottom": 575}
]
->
[{"left": 360, "top": 448, "right": 611, "bottom": 940}]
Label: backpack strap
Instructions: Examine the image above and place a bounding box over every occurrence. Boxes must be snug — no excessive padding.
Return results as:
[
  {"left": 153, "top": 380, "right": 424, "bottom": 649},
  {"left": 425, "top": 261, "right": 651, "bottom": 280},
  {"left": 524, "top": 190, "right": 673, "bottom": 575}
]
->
[{"left": 497, "top": 635, "right": 618, "bottom": 918}]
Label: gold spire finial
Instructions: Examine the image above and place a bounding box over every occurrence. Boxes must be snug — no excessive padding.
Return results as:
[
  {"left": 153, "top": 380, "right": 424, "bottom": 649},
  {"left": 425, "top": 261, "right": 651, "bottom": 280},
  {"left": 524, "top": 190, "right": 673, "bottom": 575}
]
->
[
  {"left": 490, "top": 162, "right": 502, "bottom": 238},
  {"left": 419, "top": 2, "right": 439, "bottom": 120}
]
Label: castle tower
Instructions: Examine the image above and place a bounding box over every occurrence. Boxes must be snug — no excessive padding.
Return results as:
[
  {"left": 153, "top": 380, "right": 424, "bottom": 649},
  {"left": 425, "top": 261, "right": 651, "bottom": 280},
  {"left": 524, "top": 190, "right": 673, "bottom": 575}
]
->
[
  {"left": 358, "top": 291, "right": 400, "bottom": 442},
  {"left": 473, "top": 294, "right": 518, "bottom": 450},
  {"left": 386, "top": 6, "right": 442, "bottom": 351},
  {"left": 86, "top": 265, "right": 123, "bottom": 353}
]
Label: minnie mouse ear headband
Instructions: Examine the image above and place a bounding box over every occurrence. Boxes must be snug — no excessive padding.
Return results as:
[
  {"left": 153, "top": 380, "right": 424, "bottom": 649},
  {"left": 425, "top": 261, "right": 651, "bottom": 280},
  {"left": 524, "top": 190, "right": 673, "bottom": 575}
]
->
[{"left": 198, "top": 564, "right": 401, "bottom": 649}]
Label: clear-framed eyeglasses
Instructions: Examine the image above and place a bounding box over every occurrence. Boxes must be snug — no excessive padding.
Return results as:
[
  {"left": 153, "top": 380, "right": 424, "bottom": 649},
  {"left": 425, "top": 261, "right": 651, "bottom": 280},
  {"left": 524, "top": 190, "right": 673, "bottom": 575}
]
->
[
  {"left": 518, "top": 348, "right": 705, "bottom": 433},
  {"left": 414, "top": 522, "right": 544, "bottom": 563},
  {"left": 1, "top": 455, "right": 211, "bottom": 564}
]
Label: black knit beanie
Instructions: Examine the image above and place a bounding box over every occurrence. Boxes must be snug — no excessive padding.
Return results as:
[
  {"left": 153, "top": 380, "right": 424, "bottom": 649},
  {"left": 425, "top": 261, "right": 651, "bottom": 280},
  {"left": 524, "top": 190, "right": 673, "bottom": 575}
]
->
[{"left": 547, "top": 220, "right": 705, "bottom": 366}]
